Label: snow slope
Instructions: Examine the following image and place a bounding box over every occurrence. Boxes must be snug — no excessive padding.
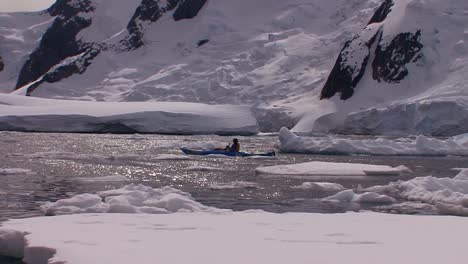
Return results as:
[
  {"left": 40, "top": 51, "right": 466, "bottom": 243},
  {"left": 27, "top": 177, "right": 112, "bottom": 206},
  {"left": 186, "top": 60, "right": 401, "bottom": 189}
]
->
[{"left": 0, "top": 93, "right": 258, "bottom": 134}]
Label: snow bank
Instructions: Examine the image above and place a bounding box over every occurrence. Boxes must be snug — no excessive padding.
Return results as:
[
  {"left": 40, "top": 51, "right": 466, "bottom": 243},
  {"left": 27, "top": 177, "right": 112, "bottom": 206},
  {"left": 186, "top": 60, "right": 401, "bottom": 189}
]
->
[
  {"left": 292, "top": 182, "right": 345, "bottom": 192},
  {"left": 366, "top": 169, "right": 468, "bottom": 216},
  {"left": 209, "top": 181, "right": 259, "bottom": 190},
  {"left": 0, "top": 94, "right": 258, "bottom": 135},
  {"left": 41, "top": 184, "right": 223, "bottom": 216},
  {"left": 323, "top": 190, "right": 396, "bottom": 204},
  {"left": 256, "top": 161, "right": 406, "bottom": 179},
  {"left": 279, "top": 127, "right": 468, "bottom": 156},
  {"left": 1, "top": 212, "right": 468, "bottom": 264}
]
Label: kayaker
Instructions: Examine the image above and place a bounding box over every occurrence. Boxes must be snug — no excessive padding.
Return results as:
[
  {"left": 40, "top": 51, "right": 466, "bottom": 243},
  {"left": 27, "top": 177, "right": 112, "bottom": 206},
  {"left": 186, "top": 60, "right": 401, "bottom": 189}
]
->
[{"left": 225, "top": 138, "right": 240, "bottom": 152}]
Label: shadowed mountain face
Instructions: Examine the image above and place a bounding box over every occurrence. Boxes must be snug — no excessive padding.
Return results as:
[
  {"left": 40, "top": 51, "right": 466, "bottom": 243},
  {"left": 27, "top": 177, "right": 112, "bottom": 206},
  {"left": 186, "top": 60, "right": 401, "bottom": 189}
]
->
[
  {"left": 13, "top": 0, "right": 208, "bottom": 94},
  {"left": 320, "top": 0, "right": 424, "bottom": 100},
  {"left": 0, "top": 56, "right": 4, "bottom": 72},
  {"left": 15, "top": 0, "right": 96, "bottom": 91}
]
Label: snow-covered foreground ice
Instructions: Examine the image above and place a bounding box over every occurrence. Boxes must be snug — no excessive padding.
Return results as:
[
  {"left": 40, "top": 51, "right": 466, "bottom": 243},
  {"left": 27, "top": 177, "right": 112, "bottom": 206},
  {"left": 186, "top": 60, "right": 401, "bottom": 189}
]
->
[
  {"left": 1, "top": 212, "right": 467, "bottom": 264},
  {"left": 0, "top": 94, "right": 258, "bottom": 135},
  {"left": 256, "top": 161, "right": 409, "bottom": 179},
  {"left": 280, "top": 128, "right": 468, "bottom": 156}
]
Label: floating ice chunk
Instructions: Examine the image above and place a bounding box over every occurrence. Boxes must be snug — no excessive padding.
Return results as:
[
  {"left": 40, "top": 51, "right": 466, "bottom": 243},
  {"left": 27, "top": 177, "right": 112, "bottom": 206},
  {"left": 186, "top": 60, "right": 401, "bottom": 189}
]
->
[
  {"left": 210, "top": 181, "right": 259, "bottom": 190},
  {"left": 73, "top": 175, "right": 128, "bottom": 182},
  {"left": 0, "top": 229, "right": 25, "bottom": 258},
  {"left": 454, "top": 169, "right": 468, "bottom": 181},
  {"left": 256, "top": 161, "right": 406, "bottom": 178},
  {"left": 41, "top": 184, "right": 223, "bottom": 216},
  {"left": 366, "top": 169, "right": 468, "bottom": 216},
  {"left": 0, "top": 168, "right": 33, "bottom": 175},
  {"left": 292, "top": 182, "right": 345, "bottom": 192},
  {"left": 323, "top": 190, "right": 396, "bottom": 204},
  {"left": 279, "top": 128, "right": 468, "bottom": 156}
]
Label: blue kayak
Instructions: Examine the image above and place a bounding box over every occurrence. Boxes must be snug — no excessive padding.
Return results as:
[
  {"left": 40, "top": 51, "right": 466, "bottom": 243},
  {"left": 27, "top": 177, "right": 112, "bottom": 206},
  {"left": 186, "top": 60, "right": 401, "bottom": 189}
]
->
[{"left": 181, "top": 148, "right": 275, "bottom": 157}]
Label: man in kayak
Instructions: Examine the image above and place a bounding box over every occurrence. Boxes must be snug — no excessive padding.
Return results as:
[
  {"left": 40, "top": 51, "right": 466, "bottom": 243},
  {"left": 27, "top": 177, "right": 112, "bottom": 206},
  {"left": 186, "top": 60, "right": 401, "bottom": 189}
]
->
[{"left": 225, "top": 138, "right": 240, "bottom": 152}]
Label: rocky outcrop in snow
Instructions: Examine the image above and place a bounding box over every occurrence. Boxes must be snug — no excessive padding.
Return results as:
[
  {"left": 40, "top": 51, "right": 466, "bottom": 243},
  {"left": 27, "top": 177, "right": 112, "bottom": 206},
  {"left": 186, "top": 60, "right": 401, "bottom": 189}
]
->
[
  {"left": 120, "top": 0, "right": 208, "bottom": 51},
  {"left": 15, "top": 0, "right": 96, "bottom": 91},
  {"left": 372, "top": 30, "right": 423, "bottom": 83},
  {"left": 13, "top": 0, "right": 209, "bottom": 94},
  {"left": 320, "top": 0, "right": 424, "bottom": 100},
  {"left": 0, "top": 56, "right": 4, "bottom": 72}
]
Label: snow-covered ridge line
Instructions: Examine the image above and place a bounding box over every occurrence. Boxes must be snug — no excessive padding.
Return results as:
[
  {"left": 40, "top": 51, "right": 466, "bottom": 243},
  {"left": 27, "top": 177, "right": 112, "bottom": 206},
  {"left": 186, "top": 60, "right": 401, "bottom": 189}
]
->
[
  {"left": 279, "top": 128, "right": 468, "bottom": 156},
  {"left": 0, "top": 94, "right": 258, "bottom": 135}
]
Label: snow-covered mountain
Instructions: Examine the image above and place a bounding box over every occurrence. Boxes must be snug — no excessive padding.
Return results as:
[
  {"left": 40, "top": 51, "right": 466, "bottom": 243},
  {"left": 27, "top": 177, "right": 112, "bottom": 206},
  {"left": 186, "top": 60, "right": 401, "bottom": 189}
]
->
[
  {"left": 0, "top": 0, "right": 467, "bottom": 135},
  {"left": 304, "top": 0, "right": 468, "bottom": 136}
]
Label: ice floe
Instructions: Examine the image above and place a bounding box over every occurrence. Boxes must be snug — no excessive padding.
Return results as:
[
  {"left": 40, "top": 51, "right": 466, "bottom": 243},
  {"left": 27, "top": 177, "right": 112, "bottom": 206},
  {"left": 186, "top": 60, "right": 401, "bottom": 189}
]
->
[
  {"left": 366, "top": 169, "right": 468, "bottom": 216},
  {"left": 41, "top": 184, "right": 224, "bottom": 216},
  {"left": 322, "top": 190, "right": 396, "bottom": 204},
  {"left": 0, "top": 168, "right": 33, "bottom": 175},
  {"left": 292, "top": 182, "right": 345, "bottom": 192},
  {"left": 280, "top": 128, "right": 468, "bottom": 156},
  {"left": 1, "top": 212, "right": 468, "bottom": 264},
  {"left": 256, "top": 161, "right": 407, "bottom": 179}
]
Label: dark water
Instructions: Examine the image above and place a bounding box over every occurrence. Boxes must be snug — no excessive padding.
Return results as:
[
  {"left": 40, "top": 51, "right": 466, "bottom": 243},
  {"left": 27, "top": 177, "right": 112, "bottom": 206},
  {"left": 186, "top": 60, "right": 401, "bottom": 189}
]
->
[{"left": 0, "top": 131, "right": 467, "bottom": 222}]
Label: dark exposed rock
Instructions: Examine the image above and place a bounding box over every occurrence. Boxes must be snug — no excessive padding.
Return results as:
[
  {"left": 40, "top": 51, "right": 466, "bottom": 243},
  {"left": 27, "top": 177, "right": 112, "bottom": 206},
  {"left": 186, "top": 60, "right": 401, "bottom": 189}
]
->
[
  {"left": 372, "top": 31, "right": 423, "bottom": 83},
  {"left": 120, "top": 0, "right": 208, "bottom": 51},
  {"left": 25, "top": 45, "right": 103, "bottom": 95},
  {"left": 121, "top": 0, "right": 165, "bottom": 51},
  {"left": 368, "top": 0, "right": 394, "bottom": 25},
  {"left": 320, "top": 26, "right": 381, "bottom": 100},
  {"left": 173, "top": 0, "right": 208, "bottom": 21},
  {"left": 197, "top": 39, "right": 209, "bottom": 47},
  {"left": 15, "top": 0, "right": 210, "bottom": 93},
  {"left": 320, "top": 0, "right": 424, "bottom": 101},
  {"left": 16, "top": 0, "right": 95, "bottom": 90},
  {"left": 0, "top": 56, "right": 4, "bottom": 72}
]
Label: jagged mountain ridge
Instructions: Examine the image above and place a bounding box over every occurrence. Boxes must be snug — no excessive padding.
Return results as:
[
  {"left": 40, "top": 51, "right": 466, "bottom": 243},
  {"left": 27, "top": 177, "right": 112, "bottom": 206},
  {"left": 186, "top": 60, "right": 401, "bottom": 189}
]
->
[
  {"left": 0, "top": 0, "right": 467, "bottom": 135},
  {"left": 14, "top": 0, "right": 208, "bottom": 94},
  {"left": 0, "top": 0, "right": 379, "bottom": 103}
]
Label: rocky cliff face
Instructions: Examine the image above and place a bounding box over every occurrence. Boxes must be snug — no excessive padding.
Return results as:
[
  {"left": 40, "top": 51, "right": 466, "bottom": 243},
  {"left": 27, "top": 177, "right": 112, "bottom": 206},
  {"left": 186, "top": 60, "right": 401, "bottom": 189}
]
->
[
  {"left": 0, "top": 56, "right": 4, "bottom": 72},
  {"left": 320, "top": 0, "right": 424, "bottom": 100},
  {"left": 13, "top": 0, "right": 209, "bottom": 95},
  {"left": 120, "top": 0, "right": 207, "bottom": 51},
  {"left": 16, "top": 0, "right": 96, "bottom": 91}
]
